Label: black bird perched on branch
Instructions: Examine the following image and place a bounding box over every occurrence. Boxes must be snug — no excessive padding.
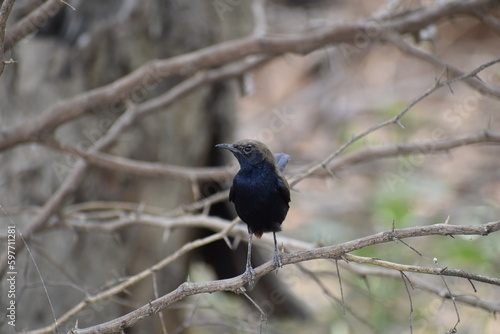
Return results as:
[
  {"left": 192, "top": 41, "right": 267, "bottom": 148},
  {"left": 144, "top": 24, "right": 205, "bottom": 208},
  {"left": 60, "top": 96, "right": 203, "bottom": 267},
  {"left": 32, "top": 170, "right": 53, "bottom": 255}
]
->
[{"left": 216, "top": 139, "right": 291, "bottom": 288}]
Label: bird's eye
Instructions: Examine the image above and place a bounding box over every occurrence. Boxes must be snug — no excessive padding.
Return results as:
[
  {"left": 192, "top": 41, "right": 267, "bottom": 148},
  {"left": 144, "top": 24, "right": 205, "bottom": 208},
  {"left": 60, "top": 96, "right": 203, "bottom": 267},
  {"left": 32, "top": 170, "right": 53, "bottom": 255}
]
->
[{"left": 243, "top": 145, "right": 253, "bottom": 154}]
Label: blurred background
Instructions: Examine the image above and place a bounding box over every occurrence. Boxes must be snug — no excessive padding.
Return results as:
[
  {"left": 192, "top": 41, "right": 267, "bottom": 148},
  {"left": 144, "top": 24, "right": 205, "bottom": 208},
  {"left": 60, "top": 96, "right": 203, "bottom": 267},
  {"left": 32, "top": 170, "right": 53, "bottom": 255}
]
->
[{"left": 0, "top": 0, "right": 499, "bottom": 333}]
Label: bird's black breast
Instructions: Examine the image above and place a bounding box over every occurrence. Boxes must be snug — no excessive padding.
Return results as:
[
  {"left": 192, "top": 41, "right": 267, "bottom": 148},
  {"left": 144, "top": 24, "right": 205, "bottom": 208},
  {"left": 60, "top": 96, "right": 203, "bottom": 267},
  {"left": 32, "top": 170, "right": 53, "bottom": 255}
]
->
[{"left": 229, "top": 164, "right": 290, "bottom": 237}]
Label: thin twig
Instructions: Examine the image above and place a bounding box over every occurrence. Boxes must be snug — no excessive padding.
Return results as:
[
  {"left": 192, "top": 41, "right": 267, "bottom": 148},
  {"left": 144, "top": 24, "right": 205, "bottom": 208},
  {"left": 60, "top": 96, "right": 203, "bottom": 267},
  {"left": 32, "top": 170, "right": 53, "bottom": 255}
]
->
[
  {"left": 152, "top": 271, "right": 168, "bottom": 334},
  {"left": 290, "top": 56, "right": 500, "bottom": 185},
  {"left": 400, "top": 271, "right": 414, "bottom": 334},
  {"left": 292, "top": 263, "right": 378, "bottom": 332},
  {"left": 310, "top": 129, "right": 500, "bottom": 179},
  {"left": 394, "top": 238, "right": 423, "bottom": 257},
  {"left": 440, "top": 274, "right": 461, "bottom": 334},
  {"left": 172, "top": 295, "right": 203, "bottom": 334},
  {"left": 242, "top": 292, "right": 267, "bottom": 334},
  {"left": 342, "top": 253, "right": 500, "bottom": 286},
  {"left": 340, "top": 260, "right": 500, "bottom": 312},
  {"left": 335, "top": 260, "right": 346, "bottom": 317},
  {"left": 384, "top": 33, "right": 500, "bottom": 99}
]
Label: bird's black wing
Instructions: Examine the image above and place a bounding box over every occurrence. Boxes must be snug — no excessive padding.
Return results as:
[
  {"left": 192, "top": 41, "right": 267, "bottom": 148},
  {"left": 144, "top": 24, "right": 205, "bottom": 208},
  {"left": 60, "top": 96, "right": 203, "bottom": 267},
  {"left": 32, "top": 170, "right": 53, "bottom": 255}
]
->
[
  {"left": 274, "top": 154, "right": 291, "bottom": 204},
  {"left": 277, "top": 176, "right": 291, "bottom": 205},
  {"left": 274, "top": 153, "right": 290, "bottom": 173}
]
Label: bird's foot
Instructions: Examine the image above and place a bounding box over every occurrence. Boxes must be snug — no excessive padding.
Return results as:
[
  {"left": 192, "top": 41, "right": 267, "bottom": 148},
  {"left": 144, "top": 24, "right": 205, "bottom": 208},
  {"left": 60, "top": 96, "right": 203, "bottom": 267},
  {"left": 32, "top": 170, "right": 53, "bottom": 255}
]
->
[
  {"left": 245, "top": 265, "right": 257, "bottom": 290},
  {"left": 272, "top": 251, "right": 282, "bottom": 271}
]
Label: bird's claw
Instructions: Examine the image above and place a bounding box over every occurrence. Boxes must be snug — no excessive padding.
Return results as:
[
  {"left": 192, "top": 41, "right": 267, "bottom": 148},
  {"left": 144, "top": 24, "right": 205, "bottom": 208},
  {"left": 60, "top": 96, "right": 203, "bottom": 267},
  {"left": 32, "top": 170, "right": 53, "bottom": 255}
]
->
[{"left": 245, "top": 265, "right": 257, "bottom": 290}]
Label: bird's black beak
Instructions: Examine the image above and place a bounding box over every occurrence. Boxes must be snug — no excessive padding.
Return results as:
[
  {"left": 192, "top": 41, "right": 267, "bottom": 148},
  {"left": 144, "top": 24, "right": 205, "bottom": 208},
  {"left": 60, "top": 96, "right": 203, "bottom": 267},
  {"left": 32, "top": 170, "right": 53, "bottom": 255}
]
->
[{"left": 215, "top": 143, "right": 238, "bottom": 153}]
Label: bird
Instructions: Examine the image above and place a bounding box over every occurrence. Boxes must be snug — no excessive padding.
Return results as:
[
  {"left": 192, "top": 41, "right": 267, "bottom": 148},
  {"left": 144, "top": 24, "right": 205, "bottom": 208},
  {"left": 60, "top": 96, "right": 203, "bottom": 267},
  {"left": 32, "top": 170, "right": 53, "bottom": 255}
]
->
[{"left": 216, "top": 139, "right": 291, "bottom": 288}]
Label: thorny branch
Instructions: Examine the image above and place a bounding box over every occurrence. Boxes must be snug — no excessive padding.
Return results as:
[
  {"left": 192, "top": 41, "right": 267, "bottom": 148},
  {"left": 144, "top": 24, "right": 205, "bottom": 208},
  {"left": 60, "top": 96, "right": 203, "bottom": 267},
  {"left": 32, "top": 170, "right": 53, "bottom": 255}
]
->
[
  {"left": 0, "top": 55, "right": 270, "bottom": 275},
  {"left": 384, "top": 33, "right": 500, "bottom": 99},
  {"left": 7, "top": 52, "right": 500, "bottom": 333},
  {"left": 0, "top": 0, "right": 498, "bottom": 152},
  {"left": 1, "top": 0, "right": 500, "bottom": 333},
  {"left": 59, "top": 220, "right": 499, "bottom": 334},
  {"left": 17, "top": 210, "right": 500, "bottom": 333},
  {"left": 342, "top": 254, "right": 500, "bottom": 286},
  {"left": 41, "top": 128, "right": 500, "bottom": 182},
  {"left": 13, "top": 55, "right": 500, "bottom": 190},
  {"left": 0, "top": 106, "right": 141, "bottom": 276},
  {"left": 7, "top": 8, "right": 499, "bottom": 276},
  {"left": 341, "top": 260, "right": 500, "bottom": 313},
  {"left": 26, "top": 217, "right": 240, "bottom": 334},
  {"left": 290, "top": 56, "right": 500, "bottom": 186}
]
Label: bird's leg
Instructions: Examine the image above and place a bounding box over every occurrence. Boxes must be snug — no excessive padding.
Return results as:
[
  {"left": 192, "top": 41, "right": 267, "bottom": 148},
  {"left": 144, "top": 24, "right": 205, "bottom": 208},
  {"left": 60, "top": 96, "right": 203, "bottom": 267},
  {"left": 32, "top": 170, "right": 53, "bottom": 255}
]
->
[
  {"left": 245, "top": 232, "right": 257, "bottom": 289},
  {"left": 272, "top": 232, "right": 282, "bottom": 270}
]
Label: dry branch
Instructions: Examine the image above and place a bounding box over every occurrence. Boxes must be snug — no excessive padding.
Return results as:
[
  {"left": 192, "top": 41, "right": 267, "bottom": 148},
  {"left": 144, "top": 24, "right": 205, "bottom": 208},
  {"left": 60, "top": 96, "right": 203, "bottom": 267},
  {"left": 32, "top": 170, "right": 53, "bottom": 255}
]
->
[
  {"left": 47, "top": 138, "right": 234, "bottom": 181},
  {"left": 384, "top": 33, "right": 500, "bottom": 99},
  {"left": 26, "top": 218, "right": 240, "bottom": 334},
  {"left": 0, "top": 56, "right": 269, "bottom": 275},
  {"left": 290, "top": 53, "right": 500, "bottom": 186},
  {"left": 343, "top": 253, "right": 500, "bottom": 286},
  {"left": 0, "top": 0, "right": 16, "bottom": 77},
  {"left": 2, "top": 1, "right": 499, "bottom": 332},
  {"left": 13, "top": 199, "right": 500, "bottom": 333},
  {"left": 0, "top": 0, "right": 497, "bottom": 152},
  {"left": 63, "top": 220, "right": 500, "bottom": 334},
  {"left": 15, "top": 200, "right": 499, "bottom": 333},
  {"left": 321, "top": 129, "right": 500, "bottom": 176},
  {"left": 42, "top": 129, "right": 500, "bottom": 183},
  {"left": 4, "top": 0, "right": 67, "bottom": 50},
  {"left": 342, "top": 261, "right": 500, "bottom": 313},
  {"left": 0, "top": 106, "right": 141, "bottom": 276}
]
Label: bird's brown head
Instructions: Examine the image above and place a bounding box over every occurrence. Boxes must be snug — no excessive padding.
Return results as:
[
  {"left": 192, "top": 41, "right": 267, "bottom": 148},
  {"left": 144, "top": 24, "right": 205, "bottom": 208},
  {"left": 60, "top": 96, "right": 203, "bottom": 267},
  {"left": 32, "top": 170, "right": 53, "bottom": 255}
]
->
[{"left": 216, "top": 139, "right": 276, "bottom": 169}]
